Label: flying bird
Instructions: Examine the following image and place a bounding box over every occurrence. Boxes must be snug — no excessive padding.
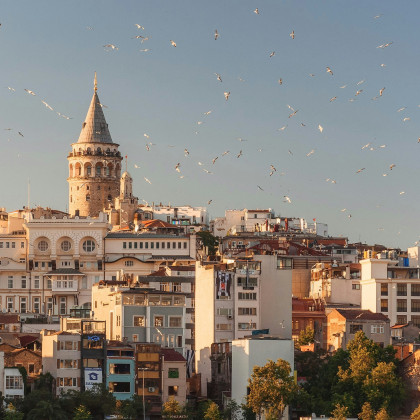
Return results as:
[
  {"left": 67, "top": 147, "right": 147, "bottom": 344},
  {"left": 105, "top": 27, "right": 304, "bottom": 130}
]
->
[
  {"left": 184, "top": 149, "right": 189, "bottom": 156},
  {"left": 269, "top": 51, "right": 275, "bottom": 58},
  {"left": 134, "top": 164, "right": 140, "bottom": 169},
  {"left": 257, "top": 185, "right": 264, "bottom": 191},
  {"left": 145, "top": 144, "right": 150, "bottom": 151},
  {"left": 403, "top": 117, "right": 410, "bottom": 122},
  {"left": 288, "top": 109, "right": 299, "bottom": 118},
  {"left": 135, "top": 24, "right": 145, "bottom": 29},
  {"left": 377, "top": 42, "right": 393, "bottom": 48},
  {"left": 203, "top": 169, "right": 213, "bottom": 174},
  {"left": 24, "top": 89, "right": 36, "bottom": 96},
  {"left": 356, "top": 168, "right": 365, "bottom": 173},
  {"left": 278, "top": 78, "right": 283, "bottom": 85},
  {"left": 212, "top": 157, "right": 218, "bottom": 164},
  {"left": 355, "top": 89, "right": 363, "bottom": 96},
  {"left": 18, "top": 131, "right": 24, "bottom": 137},
  {"left": 379, "top": 87, "right": 385, "bottom": 97},
  {"left": 208, "top": 200, "right": 213, "bottom": 205},
  {"left": 254, "top": 8, "right": 259, "bottom": 14},
  {"left": 224, "top": 92, "right": 230, "bottom": 101},
  {"left": 326, "top": 67, "right": 333, "bottom": 75},
  {"left": 7, "top": 87, "right": 15, "bottom": 92},
  {"left": 330, "top": 96, "right": 337, "bottom": 102},
  {"left": 175, "top": 163, "right": 181, "bottom": 172},
  {"left": 397, "top": 107, "right": 406, "bottom": 112},
  {"left": 170, "top": 40, "right": 177, "bottom": 47},
  {"left": 214, "top": 29, "right": 219, "bottom": 40},
  {"left": 144, "top": 177, "right": 152, "bottom": 184},
  {"left": 103, "top": 44, "right": 118, "bottom": 50},
  {"left": 284, "top": 196, "right": 291, "bottom": 203},
  {"left": 318, "top": 125, "right": 323, "bottom": 133},
  {"left": 222, "top": 150, "right": 230, "bottom": 156},
  {"left": 41, "top": 100, "right": 53, "bottom": 111},
  {"left": 290, "top": 30, "right": 295, "bottom": 39},
  {"left": 237, "top": 150, "right": 243, "bottom": 158},
  {"left": 306, "top": 149, "right": 315, "bottom": 157},
  {"left": 132, "top": 35, "right": 145, "bottom": 39},
  {"left": 389, "top": 164, "right": 396, "bottom": 170},
  {"left": 215, "top": 73, "right": 222, "bottom": 82}
]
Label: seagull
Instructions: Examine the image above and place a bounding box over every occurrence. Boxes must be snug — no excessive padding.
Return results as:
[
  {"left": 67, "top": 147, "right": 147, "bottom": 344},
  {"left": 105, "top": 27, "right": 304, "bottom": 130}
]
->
[
  {"left": 145, "top": 144, "right": 150, "bottom": 152},
  {"left": 400, "top": 191, "right": 405, "bottom": 195},
  {"left": 374, "top": 14, "right": 383, "bottom": 19},
  {"left": 288, "top": 150, "right": 293, "bottom": 155},
  {"left": 198, "top": 162, "right": 203, "bottom": 166},
  {"left": 24, "top": 89, "right": 36, "bottom": 96},
  {"left": 341, "top": 208, "right": 347, "bottom": 212},
  {"left": 377, "top": 42, "right": 393, "bottom": 48},
  {"left": 278, "top": 125, "right": 287, "bottom": 131},
  {"left": 208, "top": 200, "right": 213, "bottom": 204},
  {"left": 257, "top": 185, "right": 264, "bottom": 191},
  {"left": 284, "top": 196, "right": 291, "bottom": 203},
  {"left": 389, "top": 164, "right": 396, "bottom": 170},
  {"left": 270, "top": 165, "right": 277, "bottom": 172},
  {"left": 290, "top": 30, "right": 295, "bottom": 39},
  {"left": 184, "top": 149, "right": 189, "bottom": 156},
  {"left": 41, "top": 101, "right": 53, "bottom": 111},
  {"left": 356, "top": 168, "right": 365, "bottom": 173},
  {"left": 132, "top": 35, "right": 145, "bottom": 39},
  {"left": 355, "top": 89, "right": 363, "bottom": 96},
  {"left": 326, "top": 67, "right": 333, "bottom": 75},
  {"left": 139, "top": 49, "right": 150, "bottom": 52},
  {"left": 7, "top": 87, "right": 15, "bottom": 92},
  {"left": 203, "top": 169, "right": 213, "bottom": 174},
  {"left": 318, "top": 125, "right": 323, "bottom": 133},
  {"left": 144, "top": 177, "right": 152, "bottom": 184},
  {"left": 222, "top": 150, "right": 230, "bottom": 156},
  {"left": 306, "top": 149, "right": 315, "bottom": 157},
  {"left": 380, "top": 63, "right": 386, "bottom": 67},
  {"left": 278, "top": 78, "right": 283, "bottom": 85},
  {"left": 224, "top": 92, "right": 230, "bottom": 101},
  {"left": 135, "top": 24, "right": 145, "bottom": 29},
  {"left": 330, "top": 96, "right": 337, "bottom": 102},
  {"left": 140, "top": 37, "right": 150, "bottom": 43},
  {"left": 103, "top": 44, "right": 118, "bottom": 50},
  {"left": 288, "top": 109, "right": 299, "bottom": 118},
  {"left": 254, "top": 8, "right": 259, "bottom": 14},
  {"left": 361, "top": 143, "right": 371, "bottom": 150},
  {"left": 340, "top": 84, "right": 347, "bottom": 89},
  {"left": 144, "top": 133, "right": 150, "bottom": 138},
  {"left": 170, "top": 40, "right": 177, "bottom": 47},
  {"left": 212, "top": 157, "right": 218, "bottom": 164},
  {"left": 397, "top": 107, "right": 406, "bottom": 112},
  {"left": 134, "top": 164, "right": 141, "bottom": 169},
  {"left": 203, "top": 110, "right": 212, "bottom": 115},
  {"left": 379, "top": 144, "right": 386, "bottom": 148},
  {"left": 175, "top": 163, "right": 181, "bottom": 172},
  {"left": 237, "top": 150, "right": 243, "bottom": 158},
  {"left": 403, "top": 117, "right": 410, "bottom": 122},
  {"left": 214, "top": 29, "right": 219, "bottom": 40},
  {"left": 18, "top": 131, "right": 24, "bottom": 137},
  {"left": 215, "top": 73, "right": 222, "bottom": 82},
  {"left": 269, "top": 51, "right": 275, "bottom": 58},
  {"left": 356, "top": 80, "right": 365, "bottom": 86}
]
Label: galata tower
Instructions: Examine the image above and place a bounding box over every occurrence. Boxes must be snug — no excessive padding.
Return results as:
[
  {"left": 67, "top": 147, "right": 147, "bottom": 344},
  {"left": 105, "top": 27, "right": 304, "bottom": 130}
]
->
[{"left": 67, "top": 74, "right": 123, "bottom": 217}]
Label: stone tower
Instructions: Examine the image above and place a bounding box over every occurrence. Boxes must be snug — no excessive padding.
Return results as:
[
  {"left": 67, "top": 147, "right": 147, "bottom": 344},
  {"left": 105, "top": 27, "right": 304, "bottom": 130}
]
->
[{"left": 68, "top": 74, "right": 123, "bottom": 217}]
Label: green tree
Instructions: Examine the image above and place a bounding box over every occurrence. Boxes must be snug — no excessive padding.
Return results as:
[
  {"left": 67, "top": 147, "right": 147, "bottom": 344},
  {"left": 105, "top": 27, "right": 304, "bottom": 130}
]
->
[
  {"left": 73, "top": 405, "right": 92, "bottom": 420},
  {"left": 374, "top": 408, "right": 390, "bottom": 420},
  {"left": 4, "top": 404, "right": 24, "bottom": 420},
  {"left": 298, "top": 326, "right": 315, "bottom": 346},
  {"left": 197, "top": 231, "right": 219, "bottom": 257},
  {"left": 162, "top": 397, "right": 182, "bottom": 417},
  {"left": 330, "top": 403, "right": 349, "bottom": 420},
  {"left": 358, "top": 402, "right": 375, "bottom": 420},
  {"left": 247, "top": 359, "right": 299, "bottom": 420},
  {"left": 27, "top": 400, "right": 67, "bottom": 420},
  {"left": 222, "top": 400, "right": 240, "bottom": 420},
  {"left": 116, "top": 394, "right": 145, "bottom": 420},
  {"left": 204, "top": 402, "right": 222, "bottom": 420},
  {"left": 411, "top": 404, "right": 420, "bottom": 420}
]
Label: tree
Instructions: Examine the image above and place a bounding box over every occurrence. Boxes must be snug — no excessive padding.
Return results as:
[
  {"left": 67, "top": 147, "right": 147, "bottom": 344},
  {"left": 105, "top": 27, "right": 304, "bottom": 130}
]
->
[
  {"left": 204, "top": 402, "right": 222, "bottom": 420},
  {"left": 298, "top": 326, "right": 315, "bottom": 346},
  {"left": 116, "top": 394, "right": 145, "bottom": 420},
  {"left": 330, "top": 403, "right": 349, "bottom": 420},
  {"left": 359, "top": 402, "right": 375, "bottom": 420},
  {"left": 27, "top": 400, "right": 67, "bottom": 420},
  {"left": 73, "top": 405, "right": 92, "bottom": 420},
  {"left": 162, "top": 397, "right": 182, "bottom": 417},
  {"left": 247, "top": 359, "right": 299, "bottom": 420},
  {"left": 374, "top": 408, "right": 390, "bottom": 420},
  {"left": 4, "top": 404, "right": 24, "bottom": 420},
  {"left": 411, "top": 404, "right": 420, "bottom": 420},
  {"left": 197, "top": 231, "right": 219, "bottom": 257}
]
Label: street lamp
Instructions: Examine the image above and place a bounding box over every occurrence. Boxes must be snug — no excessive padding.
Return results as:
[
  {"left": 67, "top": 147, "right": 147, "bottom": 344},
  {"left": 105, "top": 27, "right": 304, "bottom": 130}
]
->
[{"left": 139, "top": 367, "right": 149, "bottom": 420}]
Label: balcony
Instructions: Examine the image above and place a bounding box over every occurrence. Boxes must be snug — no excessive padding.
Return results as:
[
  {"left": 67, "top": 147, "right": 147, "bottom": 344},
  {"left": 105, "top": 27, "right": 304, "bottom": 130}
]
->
[{"left": 52, "top": 280, "right": 78, "bottom": 293}]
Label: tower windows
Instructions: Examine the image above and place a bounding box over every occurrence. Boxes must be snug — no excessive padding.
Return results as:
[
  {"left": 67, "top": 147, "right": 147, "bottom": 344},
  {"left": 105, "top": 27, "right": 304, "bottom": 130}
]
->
[
  {"left": 106, "top": 166, "right": 110, "bottom": 176},
  {"left": 86, "top": 195, "right": 90, "bottom": 201},
  {"left": 38, "top": 241, "right": 49, "bottom": 252},
  {"left": 97, "top": 147, "right": 102, "bottom": 154},
  {"left": 61, "top": 241, "right": 72, "bottom": 252},
  {"left": 86, "top": 165, "right": 92, "bottom": 176},
  {"left": 96, "top": 165, "right": 101, "bottom": 176},
  {"left": 107, "top": 195, "right": 112, "bottom": 201}
]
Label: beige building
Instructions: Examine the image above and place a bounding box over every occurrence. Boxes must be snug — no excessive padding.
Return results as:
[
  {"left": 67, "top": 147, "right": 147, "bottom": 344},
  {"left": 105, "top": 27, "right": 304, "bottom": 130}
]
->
[
  {"left": 161, "top": 348, "right": 187, "bottom": 405},
  {"left": 41, "top": 330, "right": 81, "bottom": 395}
]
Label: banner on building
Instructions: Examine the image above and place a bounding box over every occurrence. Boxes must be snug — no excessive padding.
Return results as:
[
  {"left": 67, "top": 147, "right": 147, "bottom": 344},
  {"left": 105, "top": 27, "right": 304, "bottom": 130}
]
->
[
  {"left": 84, "top": 367, "right": 102, "bottom": 389},
  {"left": 215, "top": 271, "right": 232, "bottom": 299}
]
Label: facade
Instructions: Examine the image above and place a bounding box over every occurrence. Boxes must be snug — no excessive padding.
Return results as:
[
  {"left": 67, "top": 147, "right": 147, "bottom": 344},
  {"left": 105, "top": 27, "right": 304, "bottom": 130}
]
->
[
  {"left": 326, "top": 309, "right": 390, "bottom": 352},
  {"left": 106, "top": 341, "right": 135, "bottom": 400},
  {"left": 4, "top": 366, "right": 24, "bottom": 400},
  {"left": 360, "top": 258, "right": 420, "bottom": 326},
  {"left": 161, "top": 348, "right": 187, "bottom": 405},
  {"left": 195, "top": 254, "right": 292, "bottom": 395}
]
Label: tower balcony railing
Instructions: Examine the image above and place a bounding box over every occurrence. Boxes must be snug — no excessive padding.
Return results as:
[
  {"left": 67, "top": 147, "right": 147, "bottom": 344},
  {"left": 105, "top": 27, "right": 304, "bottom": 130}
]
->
[{"left": 68, "top": 151, "right": 121, "bottom": 158}]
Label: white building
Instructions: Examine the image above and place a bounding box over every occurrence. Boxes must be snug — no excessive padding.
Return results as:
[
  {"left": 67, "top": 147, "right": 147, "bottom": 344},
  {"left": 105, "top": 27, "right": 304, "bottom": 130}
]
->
[
  {"left": 4, "top": 366, "right": 24, "bottom": 400},
  {"left": 231, "top": 336, "right": 294, "bottom": 418},
  {"left": 195, "top": 254, "right": 292, "bottom": 395}
]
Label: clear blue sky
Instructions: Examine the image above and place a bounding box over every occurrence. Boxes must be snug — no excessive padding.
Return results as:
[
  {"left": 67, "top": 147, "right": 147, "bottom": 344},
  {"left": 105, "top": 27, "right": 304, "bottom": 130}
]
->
[{"left": 0, "top": 1, "right": 419, "bottom": 249}]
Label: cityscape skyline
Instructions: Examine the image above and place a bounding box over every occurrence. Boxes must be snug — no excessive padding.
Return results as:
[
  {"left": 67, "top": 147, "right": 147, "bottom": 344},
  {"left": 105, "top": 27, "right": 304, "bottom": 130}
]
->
[{"left": 1, "top": 1, "right": 419, "bottom": 249}]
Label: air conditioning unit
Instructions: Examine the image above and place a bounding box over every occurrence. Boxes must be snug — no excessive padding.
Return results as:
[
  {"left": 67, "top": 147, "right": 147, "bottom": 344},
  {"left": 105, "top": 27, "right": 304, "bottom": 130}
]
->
[
  {"left": 227, "top": 315, "right": 232, "bottom": 320},
  {"left": 148, "top": 387, "right": 155, "bottom": 392}
]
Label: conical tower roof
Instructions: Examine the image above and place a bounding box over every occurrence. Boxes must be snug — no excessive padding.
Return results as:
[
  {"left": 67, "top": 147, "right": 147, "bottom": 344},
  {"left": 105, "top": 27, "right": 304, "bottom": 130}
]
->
[{"left": 77, "top": 73, "right": 113, "bottom": 144}]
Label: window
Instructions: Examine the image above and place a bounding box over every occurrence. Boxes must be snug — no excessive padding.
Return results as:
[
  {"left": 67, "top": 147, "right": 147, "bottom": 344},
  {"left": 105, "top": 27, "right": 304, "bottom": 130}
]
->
[
  {"left": 168, "top": 368, "right": 179, "bottom": 378},
  {"left": 381, "top": 284, "right": 388, "bottom": 296},
  {"left": 177, "top": 335, "right": 182, "bottom": 347},
  {"left": 238, "top": 292, "right": 257, "bottom": 300},
  {"left": 7, "top": 297, "right": 13, "bottom": 311},
  {"left": 28, "top": 364, "right": 35, "bottom": 374},
  {"left": 61, "top": 241, "right": 71, "bottom": 251},
  {"left": 47, "top": 298, "right": 53, "bottom": 315},
  {"left": 238, "top": 307, "right": 257, "bottom": 316},
  {"left": 160, "top": 283, "right": 169, "bottom": 292},
  {"left": 380, "top": 299, "right": 388, "bottom": 312},
  {"left": 349, "top": 324, "right": 363, "bottom": 334},
  {"left": 371, "top": 325, "right": 384, "bottom": 334},
  {"left": 216, "top": 323, "right": 232, "bottom": 331},
  {"left": 397, "top": 315, "right": 407, "bottom": 325},
  {"left": 11, "top": 242, "right": 15, "bottom": 249},
  {"left": 21, "top": 277, "right": 27, "bottom": 289},
  {"left": 58, "top": 359, "right": 78, "bottom": 369},
  {"left": 151, "top": 242, "right": 154, "bottom": 249},
  {"left": 33, "top": 297, "right": 40, "bottom": 313},
  {"left": 109, "top": 363, "right": 131, "bottom": 375},
  {"left": 47, "top": 279, "right": 52, "bottom": 289},
  {"left": 21, "top": 242, "right": 24, "bottom": 249},
  {"left": 6, "top": 376, "right": 23, "bottom": 389},
  {"left": 352, "top": 284, "right": 360, "bottom": 290},
  {"left": 217, "top": 308, "right": 232, "bottom": 316},
  {"left": 125, "top": 261, "right": 134, "bottom": 267},
  {"left": 397, "top": 299, "right": 407, "bottom": 312},
  {"left": 38, "top": 240, "right": 49, "bottom": 251},
  {"left": 128, "top": 242, "right": 132, "bottom": 249},
  {"left": 277, "top": 258, "right": 292, "bottom": 269},
  {"left": 169, "top": 317, "right": 182, "bottom": 327},
  {"left": 237, "top": 277, "right": 257, "bottom": 287},
  {"left": 154, "top": 316, "right": 164, "bottom": 327},
  {"left": 60, "top": 297, "right": 66, "bottom": 315},
  {"left": 0, "top": 242, "right": 2, "bottom": 248},
  {"left": 145, "top": 242, "right": 149, "bottom": 249},
  {"left": 156, "top": 242, "right": 159, "bottom": 249},
  {"left": 172, "top": 282, "right": 181, "bottom": 292},
  {"left": 82, "top": 240, "right": 95, "bottom": 252},
  {"left": 6, "top": 242, "right": 9, "bottom": 248},
  {"left": 397, "top": 283, "right": 407, "bottom": 296},
  {"left": 20, "top": 297, "right": 27, "bottom": 313},
  {"left": 139, "top": 242, "right": 143, "bottom": 249},
  {"left": 132, "top": 334, "right": 138, "bottom": 342},
  {"left": 133, "top": 316, "right": 145, "bottom": 327},
  {"left": 412, "top": 300, "right": 420, "bottom": 313},
  {"left": 184, "top": 242, "right": 187, "bottom": 249},
  {"left": 34, "top": 277, "right": 40, "bottom": 289},
  {"left": 178, "top": 242, "right": 181, "bottom": 249},
  {"left": 238, "top": 322, "right": 256, "bottom": 330},
  {"left": 8, "top": 277, "right": 13, "bottom": 289},
  {"left": 123, "top": 242, "right": 127, "bottom": 249},
  {"left": 134, "top": 242, "right": 138, "bottom": 249},
  {"left": 412, "top": 284, "right": 420, "bottom": 296}
]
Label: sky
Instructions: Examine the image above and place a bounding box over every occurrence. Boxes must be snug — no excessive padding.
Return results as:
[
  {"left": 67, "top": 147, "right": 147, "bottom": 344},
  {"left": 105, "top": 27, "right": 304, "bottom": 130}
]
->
[{"left": 0, "top": 1, "right": 419, "bottom": 250}]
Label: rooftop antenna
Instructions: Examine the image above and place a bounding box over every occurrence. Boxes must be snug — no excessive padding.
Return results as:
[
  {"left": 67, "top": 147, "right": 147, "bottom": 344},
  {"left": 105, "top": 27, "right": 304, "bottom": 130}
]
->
[
  {"left": 125, "top": 155, "right": 128, "bottom": 173},
  {"left": 94, "top": 71, "right": 98, "bottom": 92}
]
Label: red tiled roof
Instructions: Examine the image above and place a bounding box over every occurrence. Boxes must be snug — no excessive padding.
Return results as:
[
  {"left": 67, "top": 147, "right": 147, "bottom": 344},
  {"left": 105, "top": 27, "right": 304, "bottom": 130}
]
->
[
  {"left": 147, "top": 268, "right": 168, "bottom": 277},
  {"left": 391, "top": 324, "right": 409, "bottom": 329},
  {"left": 17, "top": 335, "right": 40, "bottom": 347},
  {"left": 0, "top": 314, "right": 20, "bottom": 324},
  {"left": 169, "top": 265, "right": 195, "bottom": 271},
  {"left": 161, "top": 348, "right": 186, "bottom": 362},
  {"left": 334, "top": 309, "right": 389, "bottom": 321},
  {"left": 141, "top": 219, "right": 173, "bottom": 228}
]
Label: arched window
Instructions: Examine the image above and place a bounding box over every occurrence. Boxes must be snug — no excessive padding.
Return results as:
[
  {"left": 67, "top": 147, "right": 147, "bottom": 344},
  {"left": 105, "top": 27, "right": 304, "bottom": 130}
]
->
[
  {"left": 86, "top": 165, "right": 92, "bottom": 176},
  {"left": 70, "top": 196, "right": 72, "bottom": 202},
  {"left": 87, "top": 147, "right": 91, "bottom": 154},
  {"left": 108, "top": 194, "right": 112, "bottom": 201},
  {"left": 86, "top": 194, "right": 90, "bottom": 201},
  {"left": 83, "top": 240, "right": 96, "bottom": 252},
  {"left": 69, "top": 164, "right": 73, "bottom": 178},
  {"left": 97, "top": 147, "right": 102, "bottom": 154},
  {"left": 75, "top": 163, "right": 82, "bottom": 176},
  {"left": 38, "top": 240, "right": 49, "bottom": 252},
  {"left": 106, "top": 166, "right": 110, "bottom": 177},
  {"left": 96, "top": 164, "right": 102, "bottom": 176},
  {"left": 61, "top": 240, "right": 72, "bottom": 252}
]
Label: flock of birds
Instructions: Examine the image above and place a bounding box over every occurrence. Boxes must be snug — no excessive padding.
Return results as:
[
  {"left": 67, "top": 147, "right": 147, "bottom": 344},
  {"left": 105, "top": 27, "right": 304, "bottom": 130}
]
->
[{"left": 1, "top": 7, "right": 418, "bottom": 245}]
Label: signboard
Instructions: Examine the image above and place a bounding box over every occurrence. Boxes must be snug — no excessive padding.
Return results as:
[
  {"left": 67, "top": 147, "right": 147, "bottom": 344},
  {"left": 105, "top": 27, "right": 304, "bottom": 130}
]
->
[
  {"left": 215, "top": 271, "right": 232, "bottom": 299},
  {"left": 84, "top": 368, "right": 102, "bottom": 390}
]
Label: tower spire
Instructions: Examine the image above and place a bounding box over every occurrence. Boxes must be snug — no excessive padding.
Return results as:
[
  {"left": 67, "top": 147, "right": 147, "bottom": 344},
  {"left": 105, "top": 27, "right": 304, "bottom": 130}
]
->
[{"left": 94, "top": 71, "right": 98, "bottom": 92}]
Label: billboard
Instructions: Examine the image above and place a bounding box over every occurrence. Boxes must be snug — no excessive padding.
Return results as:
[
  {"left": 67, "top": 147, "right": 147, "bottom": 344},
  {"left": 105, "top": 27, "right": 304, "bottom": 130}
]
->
[
  {"left": 85, "top": 367, "right": 102, "bottom": 390},
  {"left": 215, "top": 271, "right": 232, "bottom": 299}
]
